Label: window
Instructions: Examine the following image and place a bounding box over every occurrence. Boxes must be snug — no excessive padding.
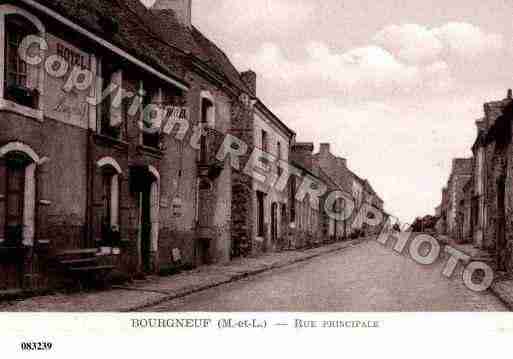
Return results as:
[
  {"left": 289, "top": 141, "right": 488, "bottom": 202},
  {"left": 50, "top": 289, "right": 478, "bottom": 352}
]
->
[
  {"left": 261, "top": 130, "right": 268, "bottom": 153},
  {"left": 289, "top": 176, "right": 296, "bottom": 223},
  {"left": 277, "top": 142, "right": 283, "bottom": 177},
  {"left": 201, "top": 97, "right": 215, "bottom": 128},
  {"left": 4, "top": 14, "right": 39, "bottom": 109},
  {"left": 141, "top": 84, "right": 161, "bottom": 148},
  {"left": 257, "top": 191, "right": 265, "bottom": 237},
  {"left": 200, "top": 97, "right": 214, "bottom": 163},
  {"left": 100, "top": 62, "right": 122, "bottom": 138}
]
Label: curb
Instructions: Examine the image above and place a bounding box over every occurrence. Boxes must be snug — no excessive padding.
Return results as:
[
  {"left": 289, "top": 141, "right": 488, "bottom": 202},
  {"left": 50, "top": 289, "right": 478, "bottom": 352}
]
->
[
  {"left": 490, "top": 283, "right": 513, "bottom": 311},
  {"left": 122, "top": 238, "right": 368, "bottom": 312},
  {"left": 0, "top": 288, "right": 55, "bottom": 303}
]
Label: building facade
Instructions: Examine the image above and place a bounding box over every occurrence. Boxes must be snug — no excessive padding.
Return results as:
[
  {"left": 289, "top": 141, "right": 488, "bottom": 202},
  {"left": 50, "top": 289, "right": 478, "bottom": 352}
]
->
[
  {"left": 314, "top": 143, "right": 386, "bottom": 238},
  {"left": 0, "top": 0, "right": 260, "bottom": 291},
  {"left": 437, "top": 90, "right": 513, "bottom": 274},
  {"left": 249, "top": 96, "right": 295, "bottom": 253},
  {"left": 445, "top": 158, "right": 473, "bottom": 240},
  {"left": 0, "top": 0, "right": 389, "bottom": 292}
]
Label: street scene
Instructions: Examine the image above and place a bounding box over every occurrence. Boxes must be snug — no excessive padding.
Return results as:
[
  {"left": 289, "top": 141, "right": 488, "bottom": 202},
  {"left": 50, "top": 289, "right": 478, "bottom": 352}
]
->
[
  {"left": 1, "top": 0, "right": 513, "bottom": 314},
  {"left": 142, "top": 240, "right": 506, "bottom": 312}
]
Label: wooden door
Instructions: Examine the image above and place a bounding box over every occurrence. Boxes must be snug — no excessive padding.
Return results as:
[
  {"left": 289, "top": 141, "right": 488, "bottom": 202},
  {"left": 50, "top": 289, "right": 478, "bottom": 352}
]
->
[
  {"left": 141, "top": 185, "right": 152, "bottom": 273},
  {"left": 1, "top": 158, "right": 26, "bottom": 289}
]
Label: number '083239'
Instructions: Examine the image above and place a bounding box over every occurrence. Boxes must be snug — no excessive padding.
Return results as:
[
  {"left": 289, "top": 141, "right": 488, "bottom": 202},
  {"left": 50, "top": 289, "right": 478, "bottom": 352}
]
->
[{"left": 20, "top": 342, "right": 53, "bottom": 351}]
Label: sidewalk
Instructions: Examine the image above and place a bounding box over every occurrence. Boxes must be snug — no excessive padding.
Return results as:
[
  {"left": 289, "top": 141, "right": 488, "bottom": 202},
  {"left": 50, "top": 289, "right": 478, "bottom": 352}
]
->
[
  {"left": 437, "top": 234, "right": 513, "bottom": 311},
  {"left": 489, "top": 277, "right": 513, "bottom": 310},
  {"left": 0, "top": 238, "right": 367, "bottom": 312}
]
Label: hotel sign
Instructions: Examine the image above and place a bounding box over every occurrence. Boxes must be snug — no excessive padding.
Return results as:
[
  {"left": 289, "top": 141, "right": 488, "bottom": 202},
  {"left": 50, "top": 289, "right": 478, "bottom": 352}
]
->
[{"left": 44, "top": 34, "right": 94, "bottom": 129}]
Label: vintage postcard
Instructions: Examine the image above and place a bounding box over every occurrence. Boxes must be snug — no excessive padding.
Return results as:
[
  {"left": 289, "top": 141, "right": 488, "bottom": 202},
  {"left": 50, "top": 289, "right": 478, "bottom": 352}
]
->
[{"left": 0, "top": 0, "right": 512, "bottom": 357}]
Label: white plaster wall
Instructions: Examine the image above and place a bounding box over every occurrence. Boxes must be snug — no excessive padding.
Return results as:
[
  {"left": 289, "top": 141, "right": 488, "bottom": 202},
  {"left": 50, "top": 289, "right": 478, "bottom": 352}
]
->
[{"left": 252, "top": 110, "right": 291, "bottom": 242}]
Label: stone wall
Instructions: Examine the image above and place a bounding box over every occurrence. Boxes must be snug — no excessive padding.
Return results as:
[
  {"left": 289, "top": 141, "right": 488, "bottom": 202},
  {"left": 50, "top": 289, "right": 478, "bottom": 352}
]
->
[{"left": 230, "top": 100, "right": 255, "bottom": 258}]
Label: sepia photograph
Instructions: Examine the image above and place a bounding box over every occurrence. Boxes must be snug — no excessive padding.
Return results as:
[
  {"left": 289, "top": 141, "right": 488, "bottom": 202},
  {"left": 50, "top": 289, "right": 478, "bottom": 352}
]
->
[{"left": 0, "top": 0, "right": 512, "bottom": 356}]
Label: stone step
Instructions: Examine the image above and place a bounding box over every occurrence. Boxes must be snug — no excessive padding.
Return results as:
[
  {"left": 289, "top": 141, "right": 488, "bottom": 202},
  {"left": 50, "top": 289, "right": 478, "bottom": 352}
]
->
[
  {"left": 69, "top": 265, "right": 115, "bottom": 273},
  {"left": 60, "top": 257, "right": 99, "bottom": 266},
  {"left": 56, "top": 248, "right": 98, "bottom": 259}
]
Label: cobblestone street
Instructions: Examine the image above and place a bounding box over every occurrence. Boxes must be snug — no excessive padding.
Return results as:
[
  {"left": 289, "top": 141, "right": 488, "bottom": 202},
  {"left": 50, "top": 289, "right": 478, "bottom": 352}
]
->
[{"left": 144, "top": 240, "right": 507, "bottom": 312}]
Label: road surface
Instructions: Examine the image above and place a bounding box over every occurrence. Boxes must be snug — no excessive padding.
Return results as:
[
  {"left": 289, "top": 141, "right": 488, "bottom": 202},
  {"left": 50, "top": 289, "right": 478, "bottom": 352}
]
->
[{"left": 143, "top": 240, "right": 507, "bottom": 312}]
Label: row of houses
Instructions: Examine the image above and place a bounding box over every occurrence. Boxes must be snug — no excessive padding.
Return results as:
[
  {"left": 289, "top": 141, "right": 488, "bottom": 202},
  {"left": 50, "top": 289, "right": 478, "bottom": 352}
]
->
[
  {"left": 0, "top": 0, "right": 387, "bottom": 291},
  {"left": 436, "top": 89, "right": 513, "bottom": 273}
]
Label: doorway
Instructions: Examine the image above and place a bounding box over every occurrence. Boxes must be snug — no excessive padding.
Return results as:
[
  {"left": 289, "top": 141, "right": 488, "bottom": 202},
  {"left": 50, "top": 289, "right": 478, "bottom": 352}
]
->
[
  {"left": 497, "top": 178, "right": 506, "bottom": 271},
  {"left": 132, "top": 166, "right": 160, "bottom": 274},
  {"left": 2, "top": 153, "right": 30, "bottom": 289},
  {"left": 271, "top": 202, "right": 278, "bottom": 245},
  {"left": 140, "top": 184, "right": 152, "bottom": 273}
]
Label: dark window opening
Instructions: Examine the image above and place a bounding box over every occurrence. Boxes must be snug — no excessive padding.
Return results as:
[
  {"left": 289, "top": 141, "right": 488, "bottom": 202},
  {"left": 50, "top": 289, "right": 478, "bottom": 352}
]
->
[
  {"left": 289, "top": 177, "right": 296, "bottom": 223},
  {"left": 142, "top": 85, "right": 160, "bottom": 148},
  {"left": 200, "top": 98, "right": 214, "bottom": 163},
  {"left": 261, "top": 130, "right": 268, "bottom": 153},
  {"left": 257, "top": 191, "right": 266, "bottom": 237},
  {"left": 281, "top": 203, "right": 287, "bottom": 222},
  {"left": 5, "top": 15, "right": 39, "bottom": 108},
  {"left": 277, "top": 142, "right": 283, "bottom": 177},
  {"left": 100, "top": 62, "right": 121, "bottom": 138}
]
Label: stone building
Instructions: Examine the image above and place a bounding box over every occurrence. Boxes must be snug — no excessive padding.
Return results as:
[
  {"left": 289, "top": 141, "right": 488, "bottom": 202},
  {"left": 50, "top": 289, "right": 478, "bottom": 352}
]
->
[
  {"left": 314, "top": 143, "right": 386, "bottom": 238},
  {"left": 437, "top": 187, "right": 449, "bottom": 235},
  {"left": 0, "top": 0, "right": 390, "bottom": 293},
  {"left": 460, "top": 178, "right": 473, "bottom": 243},
  {"left": 236, "top": 77, "right": 296, "bottom": 254},
  {"left": 317, "top": 168, "right": 346, "bottom": 242},
  {"left": 445, "top": 158, "right": 473, "bottom": 240},
  {"left": 0, "top": 0, "right": 263, "bottom": 291},
  {"left": 288, "top": 142, "right": 324, "bottom": 248},
  {"left": 361, "top": 180, "right": 385, "bottom": 236},
  {"left": 470, "top": 118, "right": 488, "bottom": 248},
  {"left": 315, "top": 143, "right": 385, "bottom": 238},
  {"left": 437, "top": 89, "right": 513, "bottom": 273},
  {"left": 478, "top": 90, "right": 513, "bottom": 271}
]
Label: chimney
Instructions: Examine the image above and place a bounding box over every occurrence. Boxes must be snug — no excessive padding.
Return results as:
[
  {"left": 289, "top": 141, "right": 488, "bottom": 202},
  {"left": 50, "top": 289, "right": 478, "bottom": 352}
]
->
[
  {"left": 291, "top": 142, "right": 315, "bottom": 173},
  {"left": 320, "top": 143, "right": 330, "bottom": 156},
  {"left": 508, "top": 89, "right": 512, "bottom": 100},
  {"left": 241, "top": 70, "right": 257, "bottom": 96},
  {"left": 152, "top": 0, "right": 192, "bottom": 29},
  {"left": 336, "top": 157, "right": 347, "bottom": 168}
]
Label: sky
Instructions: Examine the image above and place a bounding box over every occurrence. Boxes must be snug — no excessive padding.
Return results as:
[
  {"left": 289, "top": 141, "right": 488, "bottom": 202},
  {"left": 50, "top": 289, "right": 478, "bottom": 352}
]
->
[{"left": 142, "top": 0, "right": 513, "bottom": 223}]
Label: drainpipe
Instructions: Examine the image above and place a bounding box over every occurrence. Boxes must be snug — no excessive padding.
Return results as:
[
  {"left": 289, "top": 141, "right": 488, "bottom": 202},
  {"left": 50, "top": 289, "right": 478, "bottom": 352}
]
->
[{"left": 85, "top": 55, "right": 96, "bottom": 249}]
